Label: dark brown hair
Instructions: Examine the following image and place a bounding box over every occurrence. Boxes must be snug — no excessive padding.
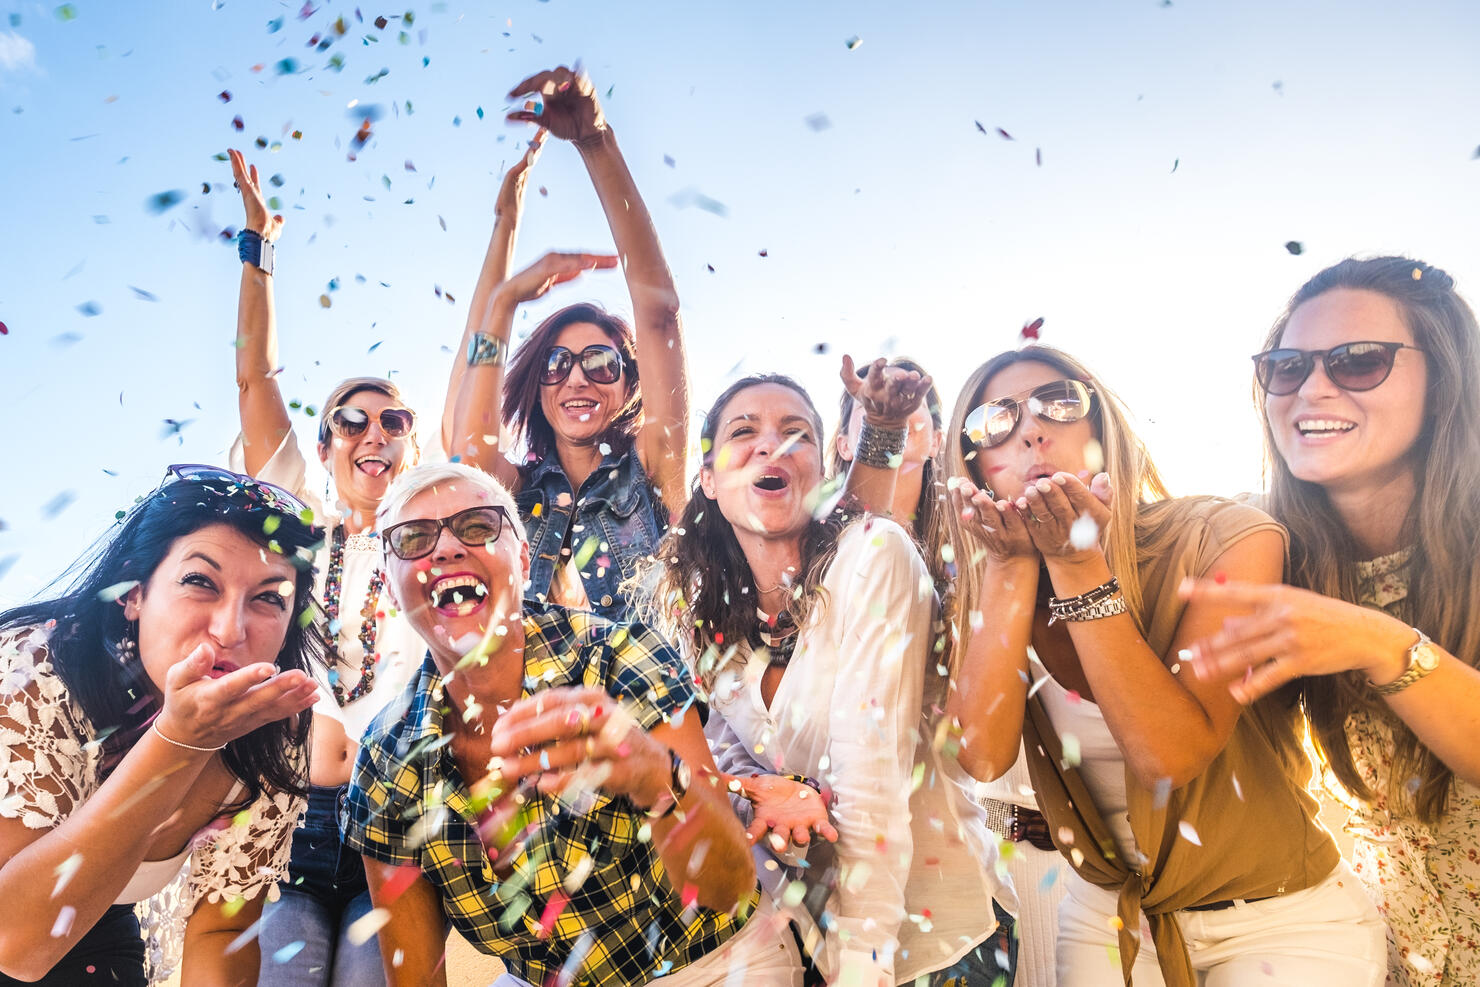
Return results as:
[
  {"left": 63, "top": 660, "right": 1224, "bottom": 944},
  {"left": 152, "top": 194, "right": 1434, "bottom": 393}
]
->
[{"left": 501, "top": 302, "right": 642, "bottom": 462}]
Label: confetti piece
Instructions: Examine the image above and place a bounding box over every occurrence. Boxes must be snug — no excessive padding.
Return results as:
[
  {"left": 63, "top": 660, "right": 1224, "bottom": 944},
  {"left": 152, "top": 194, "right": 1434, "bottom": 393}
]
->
[
  {"left": 663, "top": 154, "right": 676, "bottom": 167},
  {"left": 319, "top": 294, "right": 332, "bottom": 308},
  {"left": 1069, "top": 513, "right": 1099, "bottom": 550},
  {"left": 845, "top": 35, "right": 862, "bottom": 49},
  {"left": 218, "top": 90, "right": 232, "bottom": 102},
  {"left": 758, "top": 248, "right": 768, "bottom": 258},
  {"left": 1171, "top": 158, "right": 1179, "bottom": 173},
  {"left": 1178, "top": 820, "right": 1202, "bottom": 845},
  {"left": 996, "top": 127, "right": 1014, "bottom": 140},
  {"left": 55, "top": 4, "right": 77, "bottom": 22},
  {"left": 128, "top": 286, "right": 158, "bottom": 301},
  {"left": 53, "top": 853, "right": 83, "bottom": 897},
  {"left": 275, "top": 58, "right": 299, "bottom": 75},
  {"left": 272, "top": 941, "right": 305, "bottom": 963},
  {"left": 667, "top": 187, "right": 729, "bottom": 217},
  {"left": 97, "top": 580, "right": 139, "bottom": 602},
  {"left": 1, "top": 321, "right": 9, "bottom": 334},
  {"left": 42, "top": 491, "right": 77, "bottom": 518},
  {"left": 1020, "top": 316, "right": 1043, "bottom": 341},
  {"left": 1036, "top": 147, "right": 1043, "bottom": 166},
  {"left": 1284, "top": 240, "right": 1304, "bottom": 255},
  {"left": 804, "top": 112, "right": 832, "bottom": 131},
  {"left": 50, "top": 906, "right": 76, "bottom": 937},
  {"left": 345, "top": 908, "right": 390, "bottom": 945},
  {"left": 145, "top": 189, "right": 185, "bottom": 214}
]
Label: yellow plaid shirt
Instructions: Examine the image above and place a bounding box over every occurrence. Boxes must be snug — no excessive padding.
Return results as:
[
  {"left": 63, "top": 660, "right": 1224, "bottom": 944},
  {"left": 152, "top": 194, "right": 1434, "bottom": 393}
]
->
[{"left": 341, "top": 605, "right": 754, "bottom": 987}]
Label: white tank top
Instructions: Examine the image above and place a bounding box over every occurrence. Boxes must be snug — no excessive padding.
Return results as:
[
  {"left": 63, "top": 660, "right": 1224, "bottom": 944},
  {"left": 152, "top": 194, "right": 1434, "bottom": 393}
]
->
[
  {"left": 1036, "top": 673, "right": 1140, "bottom": 864},
  {"left": 113, "top": 781, "right": 245, "bottom": 904}
]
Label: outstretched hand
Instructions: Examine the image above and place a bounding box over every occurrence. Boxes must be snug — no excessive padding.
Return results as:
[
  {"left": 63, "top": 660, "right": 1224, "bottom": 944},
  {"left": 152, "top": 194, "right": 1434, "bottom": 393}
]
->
[
  {"left": 496, "top": 250, "right": 620, "bottom": 308},
  {"left": 731, "top": 773, "right": 838, "bottom": 854},
  {"left": 496, "top": 130, "right": 546, "bottom": 217},
  {"left": 154, "top": 642, "right": 319, "bottom": 751},
  {"left": 228, "top": 148, "right": 283, "bottom": 242},
  {"left": 506, "top": 65, "right": 606, "bottom": 144},
  {"left": 1015, "top": 471, "right": 1112, "bottom": 562},
  {"left": 840, "top": 355, "right": 931, "bottom": 429},
  {"left": 947, "top": 475, "right": 1038, "bottom": 564}
]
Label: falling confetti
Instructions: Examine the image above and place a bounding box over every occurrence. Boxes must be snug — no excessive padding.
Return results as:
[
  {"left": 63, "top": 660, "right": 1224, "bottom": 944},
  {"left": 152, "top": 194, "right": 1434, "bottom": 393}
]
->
[
  {"left": 758, "top": 248, "right": 769, "bottom": 258},
  {"left": 1020, "top": 317, "right": 1043, "bottom": 341},
  {"left": 1069, "top": 513, "right": 1099, "bottom": 550},
  {"left": 55, "top": 4, "right": 77, "bottom": 22},
  {"left": 128, "top": 286, "right": 158, "bottom": 301},
  {"left": 1171, "top": 158, "right": 1179, "bottom": 173},
  {"left": 1177, "top": 820, "right": 1202, "bottom": 846},
  {"left": 145, "top": 189, "right": 186, "bottom": 214},
  {"left": 845, "top": 35, "right": 862, "bottom": 49},
  {"left": 1284, "top": 240, "right": 1304, "bottom": 255},
  {"left": 996, "top": 127, "right": 1015, "bottom": 140},
  {"left": 41, "top": 491, "right": 76, "bottom": 518},
  {"left": 75, "top": 301, "right": 101, "bottom": 317},
  {"left": 804, "top": 112, "right": 832, "bottom": 131},
  {"left": 0, "top": 321, "right": 9, "bottom": 335},
  {"left": 345, "top": 908, "right": 390, "bottom": 945}
]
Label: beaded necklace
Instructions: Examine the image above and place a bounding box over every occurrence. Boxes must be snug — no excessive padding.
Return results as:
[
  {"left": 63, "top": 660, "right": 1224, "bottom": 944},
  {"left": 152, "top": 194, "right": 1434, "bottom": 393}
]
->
[
  {"left": 757, "top": 608, "right": 799, "bottom": 668},
  {"left": 323, "top": 525, "right": 385, "bottom": 707}
]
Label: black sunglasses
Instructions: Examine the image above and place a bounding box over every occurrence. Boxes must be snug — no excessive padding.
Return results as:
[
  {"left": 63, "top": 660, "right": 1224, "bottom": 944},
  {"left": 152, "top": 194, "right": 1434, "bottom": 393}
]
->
[
  {"left": 1251, "top": 341, "right": 1423, "bottom": 396},
  {"left": 382, "top": 505, "right": 514, "bottom": 561},
  {"left": 540, "top": 344, "right": 623, "bottom": 386},
  {"left": 327, "top": 405, "right": 416, "bottom": 440},
  {"left": 962, "top": 380, "right": 1095, "bottom": 450}
]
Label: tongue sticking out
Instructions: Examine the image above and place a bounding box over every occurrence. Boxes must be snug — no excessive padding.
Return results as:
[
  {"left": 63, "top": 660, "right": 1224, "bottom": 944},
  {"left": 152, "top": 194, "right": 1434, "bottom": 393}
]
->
[{"left": 357, "top": 459, "right": 389, "bottom": 477}]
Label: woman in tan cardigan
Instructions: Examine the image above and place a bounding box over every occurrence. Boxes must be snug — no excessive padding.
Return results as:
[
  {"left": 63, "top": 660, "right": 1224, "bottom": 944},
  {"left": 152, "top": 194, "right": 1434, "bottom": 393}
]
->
[{"left": 941, "top": 344, "right": 1383, "bottom": 986}]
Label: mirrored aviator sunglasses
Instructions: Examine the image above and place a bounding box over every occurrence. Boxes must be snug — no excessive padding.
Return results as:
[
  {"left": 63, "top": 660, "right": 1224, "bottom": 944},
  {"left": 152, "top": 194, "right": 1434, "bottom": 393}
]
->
[
  {"left": 161, "top": 463, "right": 319, "bottom": 529},
  {"left": 963, "top": 379, "right": 1095, "bottom": 450},
  {"left": 383, "top": 505, "right": 512, "bottom": 561},
  {"left": 328, "top": 405, "right": 416, "bottom": 439},
  {"left": 1252, "top": 341, "right": 1421, "bottom": 396},
  {"left": 540, "top": 344, "right": 623, "bottom": 386}
]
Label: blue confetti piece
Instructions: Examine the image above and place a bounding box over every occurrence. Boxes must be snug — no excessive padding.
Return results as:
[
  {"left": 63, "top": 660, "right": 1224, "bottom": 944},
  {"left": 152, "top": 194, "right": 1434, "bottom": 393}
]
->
[
  {"left": 75, "top": 301, "right": 101, "bottom": 316},
  {"left": 145, "top": 190, "right": 185, "bottom": 214},
  {"left": 272, "top": 941, "right": 305, "bottom": 964}
]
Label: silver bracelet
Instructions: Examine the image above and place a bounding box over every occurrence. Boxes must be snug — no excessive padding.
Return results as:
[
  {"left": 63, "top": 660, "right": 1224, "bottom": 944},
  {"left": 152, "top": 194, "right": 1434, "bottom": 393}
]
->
[
  {"left": 855, "top": 421, "right": 907, "bottom": 470},
  {"left": 151, "top": 720, "right": 226, "bottom": 752},
  {"left": 1048, "top": 593, "right": 1128, "bottom": 625}
]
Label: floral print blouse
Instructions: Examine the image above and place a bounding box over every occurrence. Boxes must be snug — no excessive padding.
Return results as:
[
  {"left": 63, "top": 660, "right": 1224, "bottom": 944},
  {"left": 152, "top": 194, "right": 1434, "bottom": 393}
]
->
[{"left": 1335, "top": 550, "right": 1480, "bottom": 986}]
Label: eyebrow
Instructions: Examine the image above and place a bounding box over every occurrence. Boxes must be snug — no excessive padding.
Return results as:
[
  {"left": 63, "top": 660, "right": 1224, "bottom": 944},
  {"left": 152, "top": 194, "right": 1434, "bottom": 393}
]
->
[
  {"left": 184, "top": 551, "right": 293, "bottom": 587},
  {"left": 721, "top": 413, "right": 814, "bottom": 430}
]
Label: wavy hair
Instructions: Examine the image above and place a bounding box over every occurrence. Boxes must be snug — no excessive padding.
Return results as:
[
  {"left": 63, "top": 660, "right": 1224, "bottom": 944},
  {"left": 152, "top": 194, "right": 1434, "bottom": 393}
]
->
[
  {"left": 1258, "top": 256, "right": 1480, "bottom": 823},
  {"left": 0, "top": 476, "right": 326, "bottom": 809},
  {"left": 644, "top": 374, "right": 846, "bottom": 692},
  {"left": 501, "top": 302, "right": 642, "bottom": 464},
  {"left": 942, "top": 346, "right": 1172, "bottom": 670}
]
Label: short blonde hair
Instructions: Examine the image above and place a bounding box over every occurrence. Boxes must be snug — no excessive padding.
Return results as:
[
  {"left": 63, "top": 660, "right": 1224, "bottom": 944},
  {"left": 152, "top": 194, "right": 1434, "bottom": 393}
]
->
[{"left": 376, "top": 462, "right": 526, "bottom": 542}]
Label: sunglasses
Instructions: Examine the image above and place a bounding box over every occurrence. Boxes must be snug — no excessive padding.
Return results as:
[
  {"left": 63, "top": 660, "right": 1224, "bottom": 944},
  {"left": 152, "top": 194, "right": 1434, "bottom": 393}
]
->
[
  {"left": 382, "top": 505, "right": 514, "bottom": 561},
  {"left": 161, "top": 463, "right": 319, "bottom": 529},
  {"left": 1251, "top": 341, "right": 1423, "bottom": 396},
  {"left": 540, "top": 344, "right": 623, "bottom": 386},
  {"left": 327, "top": 405, "right": 416, "bottom": 440},
  {"left": 962, "top": 380, "right": 1096, "bottom": 450}
]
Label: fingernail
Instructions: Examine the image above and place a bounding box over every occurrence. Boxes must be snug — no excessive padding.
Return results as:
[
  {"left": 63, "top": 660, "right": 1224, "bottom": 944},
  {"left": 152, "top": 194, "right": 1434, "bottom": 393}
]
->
[
  {"left": 1036, "top": 479, "right": 1053, "bottom": 493},
  {"left": 1053, "top": 473, "right": 1069, "bottom": 485}
]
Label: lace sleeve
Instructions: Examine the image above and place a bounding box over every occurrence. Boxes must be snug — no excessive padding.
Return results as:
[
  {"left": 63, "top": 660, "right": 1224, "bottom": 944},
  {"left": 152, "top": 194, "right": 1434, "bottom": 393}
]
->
[
  {"left": 0, "top": 627, "right": 101, "bottom": 830},
  {"left": 186, "top": 780, "right": 307, "bottom": 910}
]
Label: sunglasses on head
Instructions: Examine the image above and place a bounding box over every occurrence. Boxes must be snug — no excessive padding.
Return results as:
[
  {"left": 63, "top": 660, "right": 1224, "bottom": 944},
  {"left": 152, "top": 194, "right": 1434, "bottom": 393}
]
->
[
  {"left": 382, "top": 505, "right": 514, "bottom": 561},
  {"left": 962, "top": 379, "right": 1095, "bottom": 450},
  {"left": 1251, "top": 341, "right": 1423, "bottom": 396},
  {"left": 327, "top": 406, "right": 416, "bottom": 440},
  {"left": 161, "top": 463, "right": 318, "bottom": 527},
  {"left": 540, "top": 344, "right": 623, "bottom": 386}
]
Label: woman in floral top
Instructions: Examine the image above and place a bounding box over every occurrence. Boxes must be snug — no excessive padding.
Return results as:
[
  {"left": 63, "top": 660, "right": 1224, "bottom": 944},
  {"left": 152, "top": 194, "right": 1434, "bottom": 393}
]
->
[
  {"left": 0, "top": 466, "right": 324, "bottom": 985},
  {"left": 1182, "top": 256, "right": 1480, "bottom": 985}
]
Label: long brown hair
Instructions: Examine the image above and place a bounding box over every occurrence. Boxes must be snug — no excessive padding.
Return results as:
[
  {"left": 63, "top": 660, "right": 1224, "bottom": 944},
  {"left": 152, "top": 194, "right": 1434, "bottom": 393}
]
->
[
  {"left": 1259, "top": 256, "right": 1480, "bottom": 823},
  {"left": 644, "top": 374, "right": 845, "bottom": 692},
  {"left": 501, "top": 302, "right": 642, "bottom": 463},
  {"left": 942, "top": 346, "right": 1173, "bottom": 669}
]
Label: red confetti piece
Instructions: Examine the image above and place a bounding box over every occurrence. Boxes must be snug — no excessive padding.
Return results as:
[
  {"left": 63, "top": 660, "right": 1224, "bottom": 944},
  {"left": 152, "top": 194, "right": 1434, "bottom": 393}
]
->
[
  {"left": 1020, "top": 317, "right": 1044, "bottom": 341},
  {"left": 0, "top": 321, "right": 8, "bottom": 335},
  {"left": 231, "top": 115, "right": 244, "bottom": 131},
  {"left": 378, "top": 864, "right": 423, "bottom": 902},
  {"left": 1213, "top": 572, "right": 1228, "bottom": 584},
  {"left": 537, "top": 891, "right": 570, "bottom": 937},
  {"left": 681, "top": 883, "right": 698, "bottom": 909},
  {"left": 996, "top": 127, "right": 1014, "bottom": 140},
  {"left": 218, "top": 90, "right": 232, "bottom": 102},
  {"left": 757, "top": 249, "right": 768, "bottom": 258},
  {"left": 374, "top": 14, "right": 388, "bottom": 28}
]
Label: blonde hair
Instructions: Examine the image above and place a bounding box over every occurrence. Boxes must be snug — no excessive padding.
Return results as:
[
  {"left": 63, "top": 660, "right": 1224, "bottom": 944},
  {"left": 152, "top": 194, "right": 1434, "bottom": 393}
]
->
[
  {"left": 376, "top": 462, "right": 526, "bottom": 542},
  {"left": 942, "top": 346, "right": 1171, "bottom": 669}
]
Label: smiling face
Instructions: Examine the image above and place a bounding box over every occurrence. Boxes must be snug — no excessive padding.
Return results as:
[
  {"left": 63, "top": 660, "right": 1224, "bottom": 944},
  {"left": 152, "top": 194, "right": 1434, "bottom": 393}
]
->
[
  {"left": 318, "top": 387, "right": 415, "bottom": 525},
  {"left": 124, "top": 523, "right": 298, "bottom": 695},
  {"left": 969, "top": 360, "right": 1096, "bottom": 500},
  {"left": 382, "top": 483, "right": 528, "bottom": 666},
  {"left": 700, "top": 382, "right": 825, "bottom": 543},
  {"left": 538, "top": 321, "right": 632, "bottom": 448},
  {"left": 1266, "top": 287, "right": 1428, "bottom": 499}
]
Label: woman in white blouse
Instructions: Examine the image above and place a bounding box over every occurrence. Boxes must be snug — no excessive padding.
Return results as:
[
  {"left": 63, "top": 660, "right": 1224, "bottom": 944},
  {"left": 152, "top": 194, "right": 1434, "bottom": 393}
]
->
[
  {"left": 649, "top": 373, "right": 1010, "bottom": 987},
  {"left": 0, "top": 465, "right": 324, "bottom": 985}
]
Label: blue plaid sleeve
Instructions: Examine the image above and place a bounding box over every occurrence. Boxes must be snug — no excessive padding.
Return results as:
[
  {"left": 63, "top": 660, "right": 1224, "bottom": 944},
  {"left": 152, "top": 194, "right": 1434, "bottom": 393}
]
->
[{"left": 589, "top": 616, "right": 698, "bottom": 731}]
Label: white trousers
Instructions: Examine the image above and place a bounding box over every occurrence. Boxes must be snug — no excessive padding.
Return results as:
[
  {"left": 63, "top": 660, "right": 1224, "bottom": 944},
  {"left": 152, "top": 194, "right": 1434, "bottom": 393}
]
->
[
  {"left": 1056, "top": 861, "right": 1385, "bottom": 987},
  {"left": 645, "top": 897, "right": 803, "bottom": 987}
]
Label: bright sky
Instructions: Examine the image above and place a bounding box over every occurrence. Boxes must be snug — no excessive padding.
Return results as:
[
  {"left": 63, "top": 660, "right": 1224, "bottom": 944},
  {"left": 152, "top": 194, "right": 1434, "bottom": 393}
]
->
[{"left": 2, "top": 0, "right": 1478, "bottom": 605}]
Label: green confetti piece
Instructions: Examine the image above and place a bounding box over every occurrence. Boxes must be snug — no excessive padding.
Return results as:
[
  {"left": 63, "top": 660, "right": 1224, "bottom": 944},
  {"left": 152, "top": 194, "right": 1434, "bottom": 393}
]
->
[
  {"left": 266, "top": 196, "right": 281, "bottom": 211},
  {"left": 55, "top": 4, "right": 77, "bottom": 22},
  {"left": 571, "top": 535, "right": 599, "bottom": 571},
  {"left": 911, "top": 761, "right": 926, "bottom": 792},
  {"left": 262, "top": 514, "right": 282, "bottom": 536}
]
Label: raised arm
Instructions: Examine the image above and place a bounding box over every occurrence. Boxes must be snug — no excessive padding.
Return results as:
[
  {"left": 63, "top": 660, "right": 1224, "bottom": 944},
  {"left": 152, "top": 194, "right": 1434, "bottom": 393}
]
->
[
  {"left": 228, "top": 149, "right": 292, "bottom": 477},
  {"left": 448, "top": 250, "right": 618, "bottom": 485},
  {"left": 836, "top": 355, "right": 931, "bottom": 515},
  {"left": 440, "top": 132, "right": 545, "bottom": 458},
  {"left": 507, "top": 66, "right": 689, "bottom": 510},
  {"left": 1180, "top": 579, "right": 1480, "bottom": 786}
]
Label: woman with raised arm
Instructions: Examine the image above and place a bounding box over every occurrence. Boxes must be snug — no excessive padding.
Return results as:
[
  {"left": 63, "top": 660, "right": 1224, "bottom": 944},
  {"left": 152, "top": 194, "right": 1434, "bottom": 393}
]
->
[
  {"left": 1181, "top": 256, "right": 1480, "bottom": 986},
  {"left": 228, "top": 144, "right": 537, "bottom": 985},
  {"left": 449, "top": 65, "right": 687, "bottom": 621},
  {"left": 649, "top": 371, "right": 1010, "bottom": 986},
  {"left": 942, "top": 345, "right": 1384, "bottom": 986},
  {"left": 0, "top": 466, "right": 323, "bottom": 986}
]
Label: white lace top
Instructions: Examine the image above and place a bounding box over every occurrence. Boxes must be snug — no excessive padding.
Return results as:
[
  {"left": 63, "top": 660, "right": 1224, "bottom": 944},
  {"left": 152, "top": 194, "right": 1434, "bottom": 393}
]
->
[{"left": 0, "top": 625, "right": 306, "bottom": 984}]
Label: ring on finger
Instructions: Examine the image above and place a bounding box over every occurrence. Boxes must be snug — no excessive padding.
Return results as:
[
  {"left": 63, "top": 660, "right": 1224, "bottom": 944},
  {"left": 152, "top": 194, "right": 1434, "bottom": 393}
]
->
[
  {"left": 1032, "top": 513, "right": 1051, "bottom": 524},
  {"left": 584, "top": 736, "right": 596, "bottom": 759}
]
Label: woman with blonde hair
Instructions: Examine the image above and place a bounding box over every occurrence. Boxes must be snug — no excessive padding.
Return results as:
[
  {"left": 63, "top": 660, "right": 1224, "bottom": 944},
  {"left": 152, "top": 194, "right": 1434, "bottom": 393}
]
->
[
  {"left": 1182, "top": 256, "right": 1480, "bottom": 985},
  {"left": 943, "top": 344, "right": 1383, "bottom": 985}
]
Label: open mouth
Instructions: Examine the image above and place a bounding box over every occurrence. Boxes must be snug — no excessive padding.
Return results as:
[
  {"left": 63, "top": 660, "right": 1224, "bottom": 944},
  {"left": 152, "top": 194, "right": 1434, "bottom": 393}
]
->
[
  {"left": 753, "top": 468, "right": 790, "bottom": 493},
  {"left": 1295, "top": 419, "right": 1356, "bottom": 438},
  {"left": 561, "top": 399, "right": 599, "bottom": 423},
  {"left": 1027, "top": 465, "right": 1056, "bottom": 482},
  {"left": 430, "top": 574, "right": 489, "bottom": 617},
  {"left": 355, "top": 455, "right": 392, "bottom": 477},
  {"left": 208, "top": 659, "right": 241, "bottom": 680}
]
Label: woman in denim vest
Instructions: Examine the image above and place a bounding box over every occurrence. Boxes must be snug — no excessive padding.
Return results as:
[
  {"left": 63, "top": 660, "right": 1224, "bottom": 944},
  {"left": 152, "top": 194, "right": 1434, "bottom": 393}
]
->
[{"left": 448, "top": 65, "right": 687, "bottom": 621}]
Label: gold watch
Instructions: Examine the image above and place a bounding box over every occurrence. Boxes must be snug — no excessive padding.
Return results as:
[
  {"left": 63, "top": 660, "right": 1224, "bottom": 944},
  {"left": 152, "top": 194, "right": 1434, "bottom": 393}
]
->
[{"left": 1371, "top": 628, "right": 1442, "bottom": 695}]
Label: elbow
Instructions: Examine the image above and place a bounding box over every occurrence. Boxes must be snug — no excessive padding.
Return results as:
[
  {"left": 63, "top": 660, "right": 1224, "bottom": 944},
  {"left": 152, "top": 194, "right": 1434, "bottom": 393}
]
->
[
  {"left": 0, "top": 941, "right": 58, "bottom": 982},
  {"left": 695, "top": 864, "right": 755, "bottom": 914},
  {"left": 1129, "top": 753, "right": 1211, "bottom": 793}
]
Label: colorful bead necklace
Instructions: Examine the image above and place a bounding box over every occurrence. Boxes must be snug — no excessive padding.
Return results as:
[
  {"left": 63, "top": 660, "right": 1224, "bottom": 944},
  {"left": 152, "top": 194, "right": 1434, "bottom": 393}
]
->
[{"left": 324, "top": 525, "right": 385, "bottom": 707}]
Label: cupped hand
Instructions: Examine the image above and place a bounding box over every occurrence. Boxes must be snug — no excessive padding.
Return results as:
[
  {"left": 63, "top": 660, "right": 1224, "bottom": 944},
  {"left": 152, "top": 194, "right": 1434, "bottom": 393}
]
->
[
  {"left": 732, "top": 773, "right": 837, "bottom": 853},
  {"left": 505, "top": 65, "right": 605, "bottom": 144},
  {"left": 1177, "top": 578, "right": 1414, "bottom": 703},
  {"left": 495, "top": 250, "right": 620, "bottom": 308},
  {"left": 485, "top": 686, "right": 673, "bottom": 811},
  {"left": 227, "top": 148, "right": 283, "bottom": 242},
  {"left": 947, "top": 475, "right": 1038, "bottom": 564},
  {"left": 154, "top": 642, "right": 319, "bottom": 750},
  {"left": 839, "top": 355, "right": 930, "bottom": 429},
  {"left": 495, "top": 129, "right": 546, "bottom": 216},
  {"left": 1017, "top": 471, "right": 1112, "bottom": 561}
]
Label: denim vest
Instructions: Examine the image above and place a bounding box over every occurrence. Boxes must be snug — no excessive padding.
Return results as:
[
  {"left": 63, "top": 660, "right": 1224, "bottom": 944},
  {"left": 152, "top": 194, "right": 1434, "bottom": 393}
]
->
[{"left": 514, "top": 446, "right": 668, "bottom": 621}]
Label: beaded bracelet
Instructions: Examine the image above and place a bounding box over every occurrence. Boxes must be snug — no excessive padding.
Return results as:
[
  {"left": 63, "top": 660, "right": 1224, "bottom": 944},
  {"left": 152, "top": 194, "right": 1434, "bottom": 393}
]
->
[
  {"left": 1048, "top": 576, "right": 1124, "bottom": 625},
  {"left": 855, "top": 421, "right": 907, "bottom": 470},
  {"left": 152, "top": 721, "right": 227, "bottom": 753}
]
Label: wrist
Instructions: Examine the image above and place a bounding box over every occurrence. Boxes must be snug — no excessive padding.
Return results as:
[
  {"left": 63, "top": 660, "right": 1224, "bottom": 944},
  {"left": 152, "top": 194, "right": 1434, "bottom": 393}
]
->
[
  {"left": 1044, "top": 549, "right": 1110, "bottom": 590},
  {"left": 1363, "top": 615, "right": 1422, "bottom": 687},
  {"left": 573, "top": 126, "right": 614, "bottom": 153}
]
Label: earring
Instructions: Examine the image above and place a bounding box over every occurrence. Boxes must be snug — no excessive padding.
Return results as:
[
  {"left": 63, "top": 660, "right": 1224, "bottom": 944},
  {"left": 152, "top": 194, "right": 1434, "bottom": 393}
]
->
[{"left": 117, "top": 620, "right": 138, "bottom": 665}]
